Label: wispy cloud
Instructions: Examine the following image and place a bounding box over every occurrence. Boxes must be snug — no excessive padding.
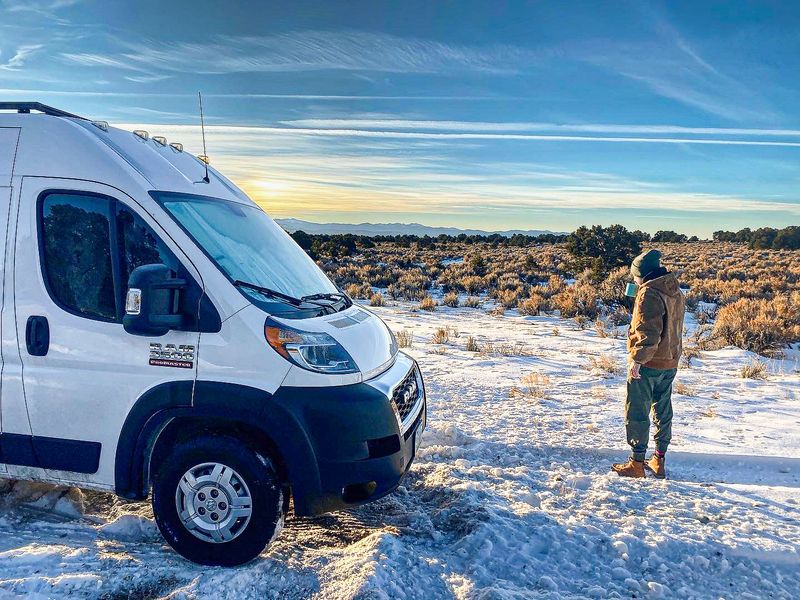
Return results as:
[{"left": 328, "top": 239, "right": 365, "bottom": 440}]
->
[
  {"left": 117, "top": 123, "right": 800, "bottom": 219},
  {"left": 0, "top": 0, "right": 84, "bottom": 21},
  {"left": 162, "top": 124, "right": 800, "bottom": 148},
  {"left": 66, "top": 30, "right": 544, "bottom": 75},
  {"left": 0, "top": 44, "right": 43, "bottom": 70},
  {"left": 566, "top": 11, "right": 776, "bottom": 122},
  {"left": 283, "top": 119, "right": 800, "bottom": 138}
]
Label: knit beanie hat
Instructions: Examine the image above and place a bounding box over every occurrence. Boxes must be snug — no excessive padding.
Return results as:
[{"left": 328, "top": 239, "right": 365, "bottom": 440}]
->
[{"left": 631, "top": 249, "right": 662, "bottom": 279}]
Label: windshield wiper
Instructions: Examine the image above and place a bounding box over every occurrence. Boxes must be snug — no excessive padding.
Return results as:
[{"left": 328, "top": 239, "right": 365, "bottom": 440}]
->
[
  {"left": 302, "top": 292, "right": 351, "bottom": 305},
  {"left": 233, "top": 280, "right": 303, "bottom": 306}
]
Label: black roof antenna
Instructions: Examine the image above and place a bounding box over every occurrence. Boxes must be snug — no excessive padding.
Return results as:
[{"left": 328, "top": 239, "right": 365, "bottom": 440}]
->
[{"left": 198, "top": 91, "right": 210, "bottom": 184}]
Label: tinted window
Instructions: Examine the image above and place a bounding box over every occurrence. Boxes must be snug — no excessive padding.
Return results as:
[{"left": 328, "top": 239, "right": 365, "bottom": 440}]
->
[
  {"left": 117, "top": 207, "right": 177, "bottom": 284},
  {"left": 41, "top": 194, "right": 116, "bottom": 320}
]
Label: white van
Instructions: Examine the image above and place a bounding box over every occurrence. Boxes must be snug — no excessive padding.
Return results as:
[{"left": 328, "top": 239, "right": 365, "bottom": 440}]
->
[{"left": 0, "top": 102, "right": 426, "bottom": 566}]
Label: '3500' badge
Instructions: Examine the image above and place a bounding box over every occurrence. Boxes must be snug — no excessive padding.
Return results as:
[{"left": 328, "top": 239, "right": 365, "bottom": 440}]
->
[{"left": 149, "top": 343, "right": 195, "bottom": 369}]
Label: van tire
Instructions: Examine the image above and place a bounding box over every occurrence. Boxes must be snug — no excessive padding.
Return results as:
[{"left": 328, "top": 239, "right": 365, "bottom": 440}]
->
[{"left": 151, "top": 434, "right": 285, "bottom": 566}]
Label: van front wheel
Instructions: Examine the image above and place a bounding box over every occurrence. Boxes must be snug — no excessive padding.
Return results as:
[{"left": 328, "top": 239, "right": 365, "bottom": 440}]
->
[{"left": 152, "top": 435, "right": 285, "bottom": 566}]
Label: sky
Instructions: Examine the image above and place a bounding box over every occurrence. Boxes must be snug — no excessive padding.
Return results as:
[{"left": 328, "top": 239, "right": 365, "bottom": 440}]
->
[{"left": 1, "top": 0, "right": 799, "bottom": 235}]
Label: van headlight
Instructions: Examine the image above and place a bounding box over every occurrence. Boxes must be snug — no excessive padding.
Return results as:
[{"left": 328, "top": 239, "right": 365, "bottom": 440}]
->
[{"left": 265, "top": 318, "right": 359, "bottom": 374}]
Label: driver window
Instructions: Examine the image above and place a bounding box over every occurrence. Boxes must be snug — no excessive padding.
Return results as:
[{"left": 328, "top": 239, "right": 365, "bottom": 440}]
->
[{"left": 116, "top": 206, "right": 179, "bottom": 285}]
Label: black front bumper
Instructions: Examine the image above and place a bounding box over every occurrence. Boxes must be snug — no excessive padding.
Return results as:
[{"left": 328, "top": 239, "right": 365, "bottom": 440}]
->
[{"left": 272, "top": 355, "right": 426, "bottom": 515}]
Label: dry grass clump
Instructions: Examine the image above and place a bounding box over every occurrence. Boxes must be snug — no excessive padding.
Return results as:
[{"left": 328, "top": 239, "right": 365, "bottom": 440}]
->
[
  {"left": 431, "top": 327, "right": 449, "bottom": 344},
  {"left": 701, "top": 406, "right": 718, "bottom": 418},
  {"left": 463, "top": 296, "right": 481, "bottom": 308},
  {"left": 369, "top": 293, "right": 384, "bottom": 307},
  {"left": 594, "top": 318, "right": 622, "bottom": 339},
  {"left": 395, "top": 329, "right": 414, "bottom": 348},
  {"left": 713, "top": 293, "right": 800, "bottom": 356},
  {"left": 509, "top": 372, "right": 551, "bottom": 400},
  {"left": 442, "top": 292, "right": 460, "bottom": 307},
  {"left": 674, "top": 381, "right": 696, "bottom": 396},
  {"left": 418, "top": 296, "right": 437, "bottom": 311},
  {"left": 465, "top": 336, "right": 480, "bottom": 352},
  {"left": 588, "top": 354, "right": 618, "bottom": 375},
  {"left": 477, "top": 340, "right": 530, "bottom": 357},
  {"left": 740, "top": 358, "right": 768, "bottom": 380},
  {"left": 681, "top": 345, "right": 702, "bottom": 368},
  {"left": 430, "top": 326, "right": 459, "bottom": 344}
]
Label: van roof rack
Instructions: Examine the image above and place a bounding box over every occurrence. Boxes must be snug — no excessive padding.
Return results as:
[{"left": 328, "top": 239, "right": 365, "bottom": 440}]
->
[{"left": 0, "top": 102, "right": 86, "bottom": 120}]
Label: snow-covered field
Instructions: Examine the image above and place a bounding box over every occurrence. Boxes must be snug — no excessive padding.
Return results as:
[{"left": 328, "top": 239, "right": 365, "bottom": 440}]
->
[{"left": 0, "top": 303, "right": 798, "bottom": 599}]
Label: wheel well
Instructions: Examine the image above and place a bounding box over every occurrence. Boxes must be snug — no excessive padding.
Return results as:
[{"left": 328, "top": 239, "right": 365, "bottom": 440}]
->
[{"left": 148, "top": 417, "right": 290, "bottom": 494}]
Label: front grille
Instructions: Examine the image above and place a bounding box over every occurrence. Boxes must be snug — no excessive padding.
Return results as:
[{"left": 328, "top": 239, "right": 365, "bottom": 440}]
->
[{"left": 392, "top": 366, "right": 422, "bottom": 425}]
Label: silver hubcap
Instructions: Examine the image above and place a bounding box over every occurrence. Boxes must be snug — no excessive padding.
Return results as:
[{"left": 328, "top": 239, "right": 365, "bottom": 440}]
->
[{"left": 175, "top": 462, "right": 253, "bottom": 543}]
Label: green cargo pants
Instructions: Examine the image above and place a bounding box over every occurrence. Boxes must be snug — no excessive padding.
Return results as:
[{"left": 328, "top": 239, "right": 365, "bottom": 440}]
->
[{"left": 626, "top": 366, "right": 676, "bottom": 461}]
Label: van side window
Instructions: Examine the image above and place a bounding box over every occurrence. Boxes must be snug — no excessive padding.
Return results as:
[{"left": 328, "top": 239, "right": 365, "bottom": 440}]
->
[
  {"left": 40, "top": 193, "right": 117, "bottom": 320},
  {"left": 117, "top": 207, "right": 178, "bottom": 284}
]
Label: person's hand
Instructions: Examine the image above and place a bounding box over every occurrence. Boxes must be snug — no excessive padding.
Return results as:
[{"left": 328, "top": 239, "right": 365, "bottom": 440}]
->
[{"left": 628, "top": 361, "right": 641, "bottom": 381}]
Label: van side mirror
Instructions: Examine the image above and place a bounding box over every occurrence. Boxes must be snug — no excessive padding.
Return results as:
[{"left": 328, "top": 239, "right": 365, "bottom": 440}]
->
[{"left": 123, "top": 264, "right": 187, "bottom": 336}]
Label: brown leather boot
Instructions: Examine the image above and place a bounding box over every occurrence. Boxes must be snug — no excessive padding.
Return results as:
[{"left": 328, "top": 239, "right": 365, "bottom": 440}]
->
[
  {"left": 645, "top": 454, "right": 666, "bottom": 479},
  {"left": 611, "top": 457, "right": 645, "bottom": 478}
]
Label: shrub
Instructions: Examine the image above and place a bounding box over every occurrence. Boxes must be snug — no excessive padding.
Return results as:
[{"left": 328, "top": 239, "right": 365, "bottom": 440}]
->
[
  {"left": 565, "top": 224, "right": 641, "bottom": 279},
  {"left": 740, "top": 359, "right": 768, "bottom": 380},
  {"left": 463, "top": 296, "right": 481, "bottom": 308},
  {"left": 460, "top": 275, "right": 484, "bottom": 295},
  {"left": 442, "top": 292, "right": 459, "bottom": 307},
  {"left": 419, "top": 296, "right": 437, "bottom": 311},
  {"left": 713, "top": 294, "right": 800, "bottom": 355},
  {"left": 510, "top": 372, "right": 551, "bottom": 400},
  {"left": 431, "top": 327, "right": 449, "bottom": 344},
  {"left": 369, "top": 293, "right": 384, "bottom": 306},
  {"left": 346, "top": 282, "right": 372, "bottom": 299},
  {"left": 553, "top": 283, "right": 599, "bottom": 319},
  {"left": 598, "top": 266, "right": 630, "bottom": 307},
  {"left": 395, "top": 329, "right": 413, "bottom": 348},
  {"left": 495, "top": 288, "right": 520, "bottom": 308},
  {"left": 518, "top": 293, "right": 547, "bottom": 316},
  {"left": 588, "top": 354, "right": 618, "bottom": 375}
]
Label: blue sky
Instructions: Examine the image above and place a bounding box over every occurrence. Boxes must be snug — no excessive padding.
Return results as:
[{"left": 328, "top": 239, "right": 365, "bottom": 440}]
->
[{"left": 1, "top": 0, "right": 799, "bottom": 235}]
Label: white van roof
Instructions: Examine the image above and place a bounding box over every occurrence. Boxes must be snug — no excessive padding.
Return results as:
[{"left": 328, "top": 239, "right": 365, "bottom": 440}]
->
[{"left": 0, "top": 103, "right": 252, "bottom": 205}]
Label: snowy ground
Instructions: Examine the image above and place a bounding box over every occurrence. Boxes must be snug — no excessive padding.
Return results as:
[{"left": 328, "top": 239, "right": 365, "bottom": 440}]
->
[{"left": 0, "top": 302, "right": 798, "bottom": 599}]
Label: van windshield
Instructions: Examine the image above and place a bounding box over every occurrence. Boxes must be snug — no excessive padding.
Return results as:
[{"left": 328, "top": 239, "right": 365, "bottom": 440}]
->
[{"left": 152, "top": 192, "right": 339, "bottom": 300}]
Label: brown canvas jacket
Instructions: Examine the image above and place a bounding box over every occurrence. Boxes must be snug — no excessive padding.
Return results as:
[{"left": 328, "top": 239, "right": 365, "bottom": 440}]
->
[{"left": 627, "top": 271, "right": 685, "bottom": 370}]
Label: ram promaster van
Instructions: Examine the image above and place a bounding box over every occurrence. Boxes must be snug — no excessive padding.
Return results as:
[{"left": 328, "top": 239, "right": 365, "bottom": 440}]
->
[{"left": 0, "top": 102, "right": 426, "bottom": 566}]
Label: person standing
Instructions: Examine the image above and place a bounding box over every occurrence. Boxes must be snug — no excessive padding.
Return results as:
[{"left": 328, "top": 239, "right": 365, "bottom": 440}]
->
[{"left": 613, "top": 249, "right": 685, "bottom": 479}]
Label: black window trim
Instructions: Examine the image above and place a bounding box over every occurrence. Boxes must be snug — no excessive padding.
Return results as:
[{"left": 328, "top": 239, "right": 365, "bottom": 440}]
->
[
  {"left": 37, "top": 189, "right": 120, "bottom": 323},
  {"left": 36, "top": 189, "right": 181, "bottom": 324}
]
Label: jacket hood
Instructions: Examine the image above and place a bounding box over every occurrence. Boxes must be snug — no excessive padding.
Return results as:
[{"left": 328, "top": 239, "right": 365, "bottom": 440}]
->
[{"left": 641, "top": 271, "right": 681, "bottom": 297}]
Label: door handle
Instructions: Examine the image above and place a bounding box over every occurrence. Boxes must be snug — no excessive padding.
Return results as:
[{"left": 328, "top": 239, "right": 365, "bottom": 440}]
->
[{"left": 26, "top": 315, "right": 50, "bottom": 356}]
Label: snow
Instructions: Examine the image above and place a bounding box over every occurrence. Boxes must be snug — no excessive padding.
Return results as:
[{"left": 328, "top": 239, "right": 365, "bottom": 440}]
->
[{"left": 0, "top": 302, "right": 798, "bottom": 598}]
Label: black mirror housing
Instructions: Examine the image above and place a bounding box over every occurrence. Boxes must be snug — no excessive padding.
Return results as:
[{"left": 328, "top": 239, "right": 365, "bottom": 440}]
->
[{"left": 123, "top": 264, "right": 187, "bottom": 336}]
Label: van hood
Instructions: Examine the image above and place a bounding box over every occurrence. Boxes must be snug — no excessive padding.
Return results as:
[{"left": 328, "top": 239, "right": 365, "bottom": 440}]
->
[{"left": 270, "top": 305, "right": 397, "bottom": 377}]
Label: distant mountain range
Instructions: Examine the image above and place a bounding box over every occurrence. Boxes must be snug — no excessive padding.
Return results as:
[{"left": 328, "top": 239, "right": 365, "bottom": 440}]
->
[{"left": 276, "top": 218, "right": 565, "bottom": 238}]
